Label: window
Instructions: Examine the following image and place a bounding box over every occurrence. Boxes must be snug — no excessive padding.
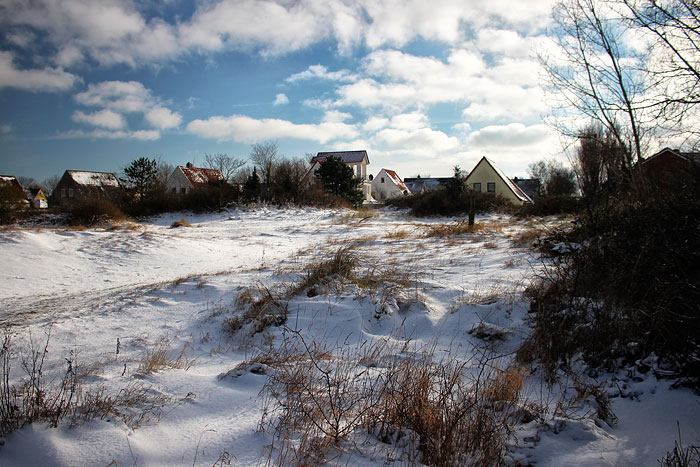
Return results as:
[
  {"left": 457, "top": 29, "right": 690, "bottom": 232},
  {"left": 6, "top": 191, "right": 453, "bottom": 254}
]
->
[
  {"left": 181, "top": 187, "right": 187, "bottom": 194},
  {"left": 381, "top": 177, "right": 385, "bottom": 183},
  {"left": 473, "top": 182, "right": 481, "bottom": 192},
  {"left": 68, "top": 188, "right": 74, "bottom": 197},
  {"left": 487, "top": 182, "right": 495, "bottom": 193},
  {"left": 61, "top": 189, "right": 66, "bottom": 198}
]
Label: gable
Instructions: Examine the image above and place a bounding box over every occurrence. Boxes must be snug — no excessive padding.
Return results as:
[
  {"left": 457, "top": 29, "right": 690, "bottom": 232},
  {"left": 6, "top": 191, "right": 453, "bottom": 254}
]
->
[{"left": 465, "top": 158, "right": 532, "bottom": 204}]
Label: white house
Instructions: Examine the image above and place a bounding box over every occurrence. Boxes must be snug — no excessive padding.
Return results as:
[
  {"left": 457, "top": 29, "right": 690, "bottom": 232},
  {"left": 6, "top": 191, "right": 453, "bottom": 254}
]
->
[
  {"left": 167, "top": 163, "right": 224, "bottom": 195},
  {"left": 308, "top": 150, "right": 372, "bottom": 202},
  {"left": 371, "top": 168, "right": 410, "bottom": 201}
]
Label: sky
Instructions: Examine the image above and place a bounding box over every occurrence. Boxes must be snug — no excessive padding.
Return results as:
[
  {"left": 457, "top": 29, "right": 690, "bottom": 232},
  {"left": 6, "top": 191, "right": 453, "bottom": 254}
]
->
[{"left": 0, "top": 0, "right": 563, "bottom": 183}]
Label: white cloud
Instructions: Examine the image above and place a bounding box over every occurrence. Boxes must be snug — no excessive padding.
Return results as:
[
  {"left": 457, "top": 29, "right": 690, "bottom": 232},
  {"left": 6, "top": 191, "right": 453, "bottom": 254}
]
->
[
  {"left": 1, "top": 0, "right": 556, "bottom": 68},
  {"left": 72, "top": 109, "right": 126, "bottom": 130},
  {"left": 57, "top": 128, "right": 160, "bottom": 140},
  {"left": 0, "top": 51, "right": 79, "bottom": 92},
  {"left": 74, "top": 81, "right": 181, "bottom": 130},
  {"left": 468, "top": 123, "right": 551, "bottom": 148},
  {"left": 0, "top": 124, "right": 12, "bottom": 134},
  {"left": 145, "top": 107, "right": 182, "bottom": 129},
  {"left": 186, "top": 114, "right": 359, "bottom": 143},
  {"left": 286, "top": 65, "right": 356, "bottom": 83},
  {"left": 273, "top": 93, "right": 289, "bottom": 106}
]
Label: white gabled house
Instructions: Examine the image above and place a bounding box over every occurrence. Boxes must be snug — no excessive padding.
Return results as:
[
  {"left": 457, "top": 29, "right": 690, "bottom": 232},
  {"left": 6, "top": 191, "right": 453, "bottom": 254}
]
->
[
  {"left": 167, "top": 163, "right": 224, "bottom": 195},
  {"left": 308, "top": 150, "right": 372, "bottom": 202},
  {"left": 371, "top": 168, "right": 411, "bottom": 201}
]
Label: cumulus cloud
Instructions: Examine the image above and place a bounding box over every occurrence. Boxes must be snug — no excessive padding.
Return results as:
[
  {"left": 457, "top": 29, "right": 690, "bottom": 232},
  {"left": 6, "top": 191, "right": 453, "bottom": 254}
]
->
[
  {"left": 145, "top": 107, "right": 182, "bottom": 129},
  {"left": 186, "top": 114, "right": 359, "bottom": 143},
  {"left": 273, "top": 93, "right": 289, "bottom": 106},
  {"left": 0, "top": 51, "right": 79, "bottom": 92},
  {"left": 74, "top": 80, "right": 181, "bottom": 132},
  {"left": 0, "top": 0, "right": 556, "bottom": 68},
  {"left": 72, "top": 109, "right": 126, "bottom": 130}
]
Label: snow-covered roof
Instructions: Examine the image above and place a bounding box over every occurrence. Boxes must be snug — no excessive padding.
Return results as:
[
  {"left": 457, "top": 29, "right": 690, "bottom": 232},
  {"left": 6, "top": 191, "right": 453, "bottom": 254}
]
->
[
  {"left": 68, "top": 170, "right": 120, "bottom": 187},
  {"left": 311, "top": 150, "right": 369, "bottom": 165},
  {"left": 179, "top": 166, "right": 224, "bottom": 188},
  {"left": 381, "top": 169, "right": 410, "bottom": 193},
  {"left": 0, "top": 175, "right": 24, "bottom": 190}
]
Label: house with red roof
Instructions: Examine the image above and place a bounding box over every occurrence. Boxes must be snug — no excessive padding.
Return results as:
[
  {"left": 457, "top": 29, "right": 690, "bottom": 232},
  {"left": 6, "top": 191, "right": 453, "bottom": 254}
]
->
[
  {"left": 167, "top": 163, "right": 224, "bottom": 195},
  {"left": 371, "top": 168, "right": 411, "bottom": 201}
]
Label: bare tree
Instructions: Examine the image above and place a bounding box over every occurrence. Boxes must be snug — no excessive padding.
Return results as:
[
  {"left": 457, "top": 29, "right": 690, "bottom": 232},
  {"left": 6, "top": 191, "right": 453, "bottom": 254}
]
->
[
  {"left": 623, "top": 0, "right": 700, "bottom": 133},
  {"left": 249, "top": 141, "right": 280, "bottom": 186},
  {"left": 154, "top": 157, "right": 174, "bottom": 192},
  {"left": 540, "top": 0, "right": 650, "bottom": 171},
  {"left": 16, "top": 176, "right": 36, "bottom": 189},
  {"left": 204, "top": 153, "right": 246, "bottom": 182},
  {"left": 41, "top": 175, "right": 61, "bottom": 196}
]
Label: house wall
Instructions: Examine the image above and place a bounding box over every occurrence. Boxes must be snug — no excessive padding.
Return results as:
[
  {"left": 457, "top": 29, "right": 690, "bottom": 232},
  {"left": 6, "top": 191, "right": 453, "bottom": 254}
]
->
[
  {"left": 371, "top": 169, "right": 405, "bottom": 201},
  {"left": 48, "top": 172, "right": 123, "bottom": 207},
  {"left": 167, "top": 168, "right": 194, "bottom": 195},
  {"left": 466, "top": 161, "right": 524, "bottom": 205}
]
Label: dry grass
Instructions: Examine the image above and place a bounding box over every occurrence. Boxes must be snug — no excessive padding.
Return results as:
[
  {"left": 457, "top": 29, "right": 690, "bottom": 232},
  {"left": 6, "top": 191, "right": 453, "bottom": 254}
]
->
[
  {"left": 258, "top": 334, "right": 522, "bottom": 466},
  {"left": 1, "top": 330, "right": 179, "bottom": 436},
  {"left": 170, "top": 218, "right": 191, "bottom": 228},
  {"left": 136, "top": 337, "right": 194, "bottom": 375},
  {"left": 384, "top": 229, "right": 409, "bottom": 240},
  {"left": 510, "top": 226, "right": 546, "bottom": 248}
]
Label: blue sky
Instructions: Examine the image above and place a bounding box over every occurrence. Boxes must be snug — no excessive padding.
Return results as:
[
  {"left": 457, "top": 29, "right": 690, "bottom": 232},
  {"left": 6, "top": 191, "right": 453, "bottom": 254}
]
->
[{"left": 0, "top": 0, "right": 561, "bottom": 183}]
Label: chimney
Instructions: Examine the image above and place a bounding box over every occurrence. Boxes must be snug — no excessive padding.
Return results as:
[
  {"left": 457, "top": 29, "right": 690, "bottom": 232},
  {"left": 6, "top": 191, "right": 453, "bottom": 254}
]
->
[{"left": 186, "top": 162, "right": 194, "bottom": 168}]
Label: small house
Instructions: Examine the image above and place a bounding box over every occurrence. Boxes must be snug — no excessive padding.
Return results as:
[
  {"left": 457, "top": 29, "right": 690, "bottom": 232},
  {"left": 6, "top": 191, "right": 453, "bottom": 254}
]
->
[
  {"left": 26, "top": 186, "right": 48, "bottom": 208},
  {"left": 0, "top": 175, "right": 30, "bottom": 210},
  {"left": 371, "top": 169, "right": 411, "bottom": 201},
  {"left": 640, "top": 147, "right": 699, "bottom": 191},
  {"left": 308, "top": 150, "right": 372, "bottom": 202},
  {"left": 49, "top": 170, "right": 123, "bottom": 207},
  {"left": 464, "top": 157, "right": 532, "bottom": 205},
  {"left": 167, "top": 163, "right": 224, "bottom": 195}
]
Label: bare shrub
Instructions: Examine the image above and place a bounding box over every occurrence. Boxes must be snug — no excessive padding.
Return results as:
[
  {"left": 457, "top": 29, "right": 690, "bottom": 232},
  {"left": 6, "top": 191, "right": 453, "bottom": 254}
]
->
[
  {"left": 1, "top": 330, "right": 177, "bottom": 437},
  {"left": 258, "top": 332, "right": 522, "bottom": 466},
  {"left": 137, "top": 337, "right": 193, "bottom": 375},
  {"left": 68, "top": 198, "right": 127, "bottom": 226}
]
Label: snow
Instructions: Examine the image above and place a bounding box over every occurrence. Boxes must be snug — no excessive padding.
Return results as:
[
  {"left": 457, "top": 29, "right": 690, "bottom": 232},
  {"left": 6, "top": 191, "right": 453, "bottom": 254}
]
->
[
  {"left": 0, "top": 208, "right": 697, "bottom": 466},
  {"left": 68, "top": 171, "right": 120, "bottom": 187}
]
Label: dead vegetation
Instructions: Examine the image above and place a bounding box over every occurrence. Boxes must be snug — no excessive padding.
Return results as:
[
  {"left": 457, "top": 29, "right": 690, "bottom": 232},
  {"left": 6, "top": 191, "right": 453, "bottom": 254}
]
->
[
  {"left": 255, "top": 332, "right": 525, "bottom": 466},
  {"left": 0, "top": 329, "right": 182, "bottom": 437},
  {"left": 170, "top": 218, "right": 191, "bottom": 228},
  {"left": 136, "top": 336, "right": 194, "bottom": 375}
]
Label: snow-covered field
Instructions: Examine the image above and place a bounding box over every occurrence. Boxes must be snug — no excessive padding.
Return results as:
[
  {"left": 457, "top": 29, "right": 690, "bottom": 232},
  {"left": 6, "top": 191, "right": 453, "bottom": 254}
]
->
[{"left": 0, "top": 207, "right": 698, "bottom": 466}]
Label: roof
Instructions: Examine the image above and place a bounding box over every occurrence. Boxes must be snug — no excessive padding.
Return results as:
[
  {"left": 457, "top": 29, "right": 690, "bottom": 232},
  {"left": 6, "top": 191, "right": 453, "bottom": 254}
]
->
[
  {"left": 179, "top": 166, "right": 224, "bottom": 188},
  {"left": 311, "top": 150, "right": 369, "bottom": 165},
  {"left": 380, "top": 169, "right": 410, "bottom": 193},
  {"left": 643, "top": 147, "right": 700, "bottom": 165},
  {"left": 0, "top": 175, "right": 23, "bottom": 190},
  {"left": 512, "top": 178, "right": 540, "bottom": 200},
  {"left": 468, "top": 158, "right": 533, "bottom": 203},
  {"left": 67, "top": 170, "right": 120, "bottom": 187}
]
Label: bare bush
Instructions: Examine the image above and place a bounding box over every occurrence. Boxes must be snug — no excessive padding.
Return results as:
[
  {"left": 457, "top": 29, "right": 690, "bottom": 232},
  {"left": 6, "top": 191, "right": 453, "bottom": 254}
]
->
[{"left": 258, "top": 332, "right": 523, "bottom": 466}]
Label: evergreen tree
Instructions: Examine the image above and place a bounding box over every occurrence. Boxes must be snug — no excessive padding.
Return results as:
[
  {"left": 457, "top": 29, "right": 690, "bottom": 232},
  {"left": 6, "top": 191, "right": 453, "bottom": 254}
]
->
[
  {"left": 123, "top": 157, "right": 158, "bottom": 199},
  {"left": 314, "top": 156, "right": 364, "bottom": 207},
  {"left": 243, "top": 167, "right": 261, "bottom": 199}
]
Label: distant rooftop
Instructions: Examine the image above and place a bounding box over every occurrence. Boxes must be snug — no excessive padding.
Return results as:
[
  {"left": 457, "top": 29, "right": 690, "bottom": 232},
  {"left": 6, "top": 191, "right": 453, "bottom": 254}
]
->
[{"left": 311, "top": 150, "right": 369, "bottom": 165}]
